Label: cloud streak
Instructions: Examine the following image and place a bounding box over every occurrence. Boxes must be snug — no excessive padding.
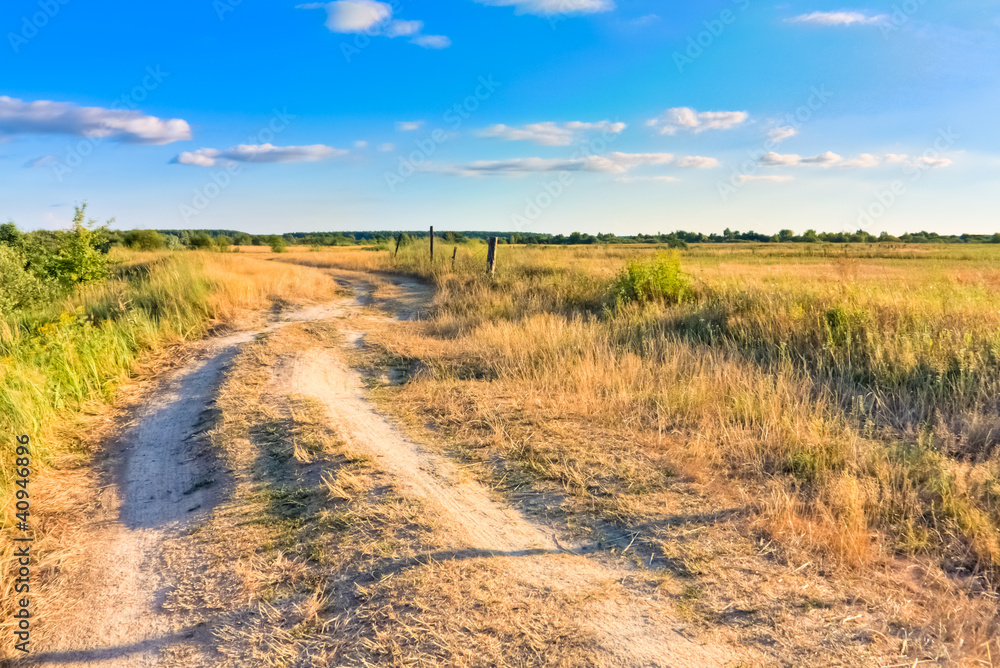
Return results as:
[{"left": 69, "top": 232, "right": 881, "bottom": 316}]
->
[
  {"left": 647, "top": 107, "right": 748, "bottom": 135},
  {"left": 759, "top": 150, "right": 955, "bottom": 169},
  {"left": 441, "top": 151, "right": 718, "bottom": 176},
  {"left": 477, "top": 121, "right": 626, "bottom": 146},
  {"left": 0, "top": 96, "right": 191, "bottom": 144},
  {"left": 173, "top": 143, "right": 346, "bottom": 167},
  {"left": 473, "top": 0, "right": 614, "bottom": 16},
  {"left": 788, "top": 11, "right": 886, "bottom": 26}
]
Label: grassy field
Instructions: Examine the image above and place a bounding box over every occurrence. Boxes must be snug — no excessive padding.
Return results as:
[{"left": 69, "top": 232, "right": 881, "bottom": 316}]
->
[
  {"left": 278, "top": 240, "right": 1000, "bottom": 661},
  {"left": 6, "top": 239, "right": 1000, "bottom": 663}
]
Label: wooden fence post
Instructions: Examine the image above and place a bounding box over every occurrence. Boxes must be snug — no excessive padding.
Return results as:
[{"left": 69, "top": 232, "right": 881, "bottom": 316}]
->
[
  {"left": 394, "top": 233, "right": 402, "bottom": 257},
  {"left": 451, "top": 246, "right": 457, "bottom": 270},
  {"left": 429, "top": 226, "right": 434, "bottom": 262},
  {"left": 486, "top": 237, "right": 498, "bottom": 276}
]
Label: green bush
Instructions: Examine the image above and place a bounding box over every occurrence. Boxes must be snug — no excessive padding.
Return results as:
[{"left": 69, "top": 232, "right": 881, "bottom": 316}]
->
[
  {"left": 610, "top": 252, "right": 692, "bottom": 307},
  {"left": 122, "top": 229, "right": 166, "bottom": 251},
  {"left": 188, "top": 232, "right": 214, "bottom": 249},
  {"left": 270, "top": 236, "right": 288, "bottom": 253},
  {"left": 0, "top": 246, "right": 53, "bottom": 315},
  {"left": 50, "top": 205, "right": 110, "bottom": 285}
]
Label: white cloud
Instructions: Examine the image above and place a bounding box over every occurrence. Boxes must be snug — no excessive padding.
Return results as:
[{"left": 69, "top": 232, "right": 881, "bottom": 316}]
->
[
  {"left": 443, "top": 151, "right": 721, "bottom": 176},
  {"left": 768, "top": 127, "right": 798, "bottom": 143},
  {"left": 676, "top": 155, "right": 719, "bottom": 169},
  {"left": 396, "top": 121, "right": 424, "bottom": 131},
  {"left": 839, "top": 153, "right": 881, "bottom": 168},
  {"left": 378, "top": 142, "right": 395, "bottom": 152},
  {"left": 760, "top": 151, "right": 803, "bottom": 166},
  {"left": 173, "top": 143, "right": 346, "bottom": 167},
  {"left": 0, "top": 96, "right": 191, "bottom": 144},
  {"left": 385, "top": 19, "right": 422, "bottom": 37},
  {"left": 616, "top": 175, "right": 678, "bottom": 183},
  {"left": 298, "top": 0, "right": 391, "bottom": 32},
  {"left": 473, "top": 0, "right": 614, "bottom": 16},
  {"left": 647, "top": 107, "right": 748, "bottom": 135},
  {"left": 737, "top": 175, "right": 795, "bottom": 184},
  {"left": 761, "top": 151, "right": 841, "bottom": 166},
  {"left": 354, "top": 140, "right": 368, "bottom": 148},
  {"left": 801, "top": 150, "right": 842, "bottom": 164},
  {"left": 411, "top": 34, "right": 452, "bottom": 48},
  {"left": 299, "top": 1, "right": 449, "bottom": 48},
  {"left": 477, "top": 120, "right": 626, "bottom": 146},
  {"left": 788, "top": 11, "right": 886, "bottom": 26},
  {"left": 757, "top": 150, "right": 954, "bottom": 170},
  {"left": 910, "top": 156, "right": 953, "bottom": 168}
]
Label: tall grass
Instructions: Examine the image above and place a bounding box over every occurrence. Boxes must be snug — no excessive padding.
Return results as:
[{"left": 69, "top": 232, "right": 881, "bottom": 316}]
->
[
  {"left": 0, "top": 250, "right": 337, "bottom": 518},
  {"left": 279, "top": 242, "right": 1000, "bottom": 580}
]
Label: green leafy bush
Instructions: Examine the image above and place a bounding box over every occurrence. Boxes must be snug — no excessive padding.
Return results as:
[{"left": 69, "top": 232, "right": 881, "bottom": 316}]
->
[
  {"left": 50, "top": 205, "right": 110, "bottom": 285},
  {"left": 122, "top": 229, "right": 166, "bottom": 251},
  {"left": 610, "top": 252, "right": 692, "bottom": 307},
  {"left": 0, "top": 246, "right": 53, "bottom": 315}
]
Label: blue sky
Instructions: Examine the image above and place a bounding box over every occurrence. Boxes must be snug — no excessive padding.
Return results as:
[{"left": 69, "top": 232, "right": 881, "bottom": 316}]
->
[{"left": 2, "top": 0, "right": 998, "bottom": 235}]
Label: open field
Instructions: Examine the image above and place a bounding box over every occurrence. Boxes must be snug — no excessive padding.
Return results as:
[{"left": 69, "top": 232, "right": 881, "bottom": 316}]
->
[
  {"left": 4, "top": 241, "right": 1000, "bottom": 665},
  {"left": 278, "top": 240, "right": 1000, "bottom": 662}
]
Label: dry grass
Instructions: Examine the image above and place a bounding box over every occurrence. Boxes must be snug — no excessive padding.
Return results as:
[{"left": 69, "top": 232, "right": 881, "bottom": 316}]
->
[
  {"left": 0, "top": 251, "right": 339, "bottom": 660},
  {"left": 279, "top": 243, "right": 1000, "bottom": 665},
  {"left": 161, "top": 321, "right": 609, "bottom": 667}
]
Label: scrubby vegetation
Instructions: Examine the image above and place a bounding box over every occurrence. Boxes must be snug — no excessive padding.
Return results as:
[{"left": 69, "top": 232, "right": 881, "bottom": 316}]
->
[{"left": 0, "top": 226, "right": 338, "bottom": 641}]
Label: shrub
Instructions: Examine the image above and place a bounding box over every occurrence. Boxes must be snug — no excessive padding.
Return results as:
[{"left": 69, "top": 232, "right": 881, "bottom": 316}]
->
[
  {"left": 163, "top": 234, "right": 182, "bottom": 250},
  {"left": 0, "top": 246, "right": 52, "bottom": 315},
  {"left": 609, "top": 253, "right": 692, "bottom": 307},
  {"left": 270, "top": 236, "right": 288, "bottom": 253},
  {"left": 0, "top": 221, "right": 23, "bottom": 248},
  {"left": 122, "top": 229, "right": 165, "bottom": 251},
  {"left": 51, "top": 205, "right": 110, "bottom": 285},
  {"left": 188, "top": 232, "right": 214, "bottom": 249}
]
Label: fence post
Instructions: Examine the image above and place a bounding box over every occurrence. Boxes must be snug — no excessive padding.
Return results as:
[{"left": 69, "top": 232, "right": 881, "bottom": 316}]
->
[
  {"left": 429, "top": 226, "right": 434, "bottom": 262},
  {"left": 486, "top": 236, "right": 498, "bottom": 276},
  {"left": 451, "top": 246, "right": 457, "bottom": 270},
  {"left": 394, "top": 233, "right": 402, "bottom": 257}
]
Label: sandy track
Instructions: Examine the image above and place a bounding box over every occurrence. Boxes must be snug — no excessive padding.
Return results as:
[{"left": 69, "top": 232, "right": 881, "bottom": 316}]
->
[
  {"left": 35, "top": 276, "right": 733, "bottom": 667},
  {"left": 274, "top": 278, "right": 733, "bottom": 668},
  {"left": 31, "top": 306, "right": 347, "bottom": 667}
]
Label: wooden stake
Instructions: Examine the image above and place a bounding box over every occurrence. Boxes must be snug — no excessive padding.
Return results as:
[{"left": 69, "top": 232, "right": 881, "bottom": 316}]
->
[
  {"left": 429, "top": 226, "right": 434, "bottom": 262},
  {"left": 451, "top": 246, "right": 457, "bottom": 270},
  {"left": 394, "top": 233, "right": 402, "bottom": 257},
  {"left": 486, "top": 236, "right": 498, "bottom": 276}
]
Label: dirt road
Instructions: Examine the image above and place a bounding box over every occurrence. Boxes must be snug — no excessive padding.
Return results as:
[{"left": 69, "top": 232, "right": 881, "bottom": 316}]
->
[{"left": 31, "top": 272, "right": 735, "bottom": 667}]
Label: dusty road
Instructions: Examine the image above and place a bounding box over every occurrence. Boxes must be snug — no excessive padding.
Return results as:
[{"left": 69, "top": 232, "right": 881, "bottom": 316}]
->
[{"left": 30, "top": 271, "right": 735, "bottom": 667}]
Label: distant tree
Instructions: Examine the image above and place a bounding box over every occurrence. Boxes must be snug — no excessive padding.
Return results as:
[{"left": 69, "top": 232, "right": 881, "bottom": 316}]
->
[
  {"left": 123, "top": 229, "right": 166, "bottom": 251},
  {"left": 778, "top": 229, "right": 795, "bottom": 243},
  {"left": 802, "top": 229, "right": 818, "bottom": 243},
  {"left": 269, "top": 236, "right": 287, "bottom": 253},
  {"left": 215, "top": 235, "right": 234, "bottom": 252},
  {"left": 188, "top": 232, "right": 214, "bottom": 249},
  {"left": 992, "top": 233, "right": 1000, "bottom": 244},
  {"left": 163, "top": 234, "right": 183, "bottom": 250},
  {"left": 0, "top": 221, "right": 23, "bottom": 248}
]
